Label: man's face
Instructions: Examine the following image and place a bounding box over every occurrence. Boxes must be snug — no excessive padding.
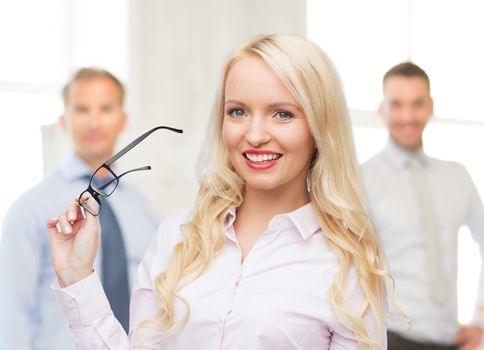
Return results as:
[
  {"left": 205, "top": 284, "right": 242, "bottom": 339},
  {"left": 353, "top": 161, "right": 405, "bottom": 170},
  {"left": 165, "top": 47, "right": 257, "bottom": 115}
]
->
[
  {"left": 61, "top": 77, "right": 126, "bottom": 164},
  {"left": 379, "top": 75, "right": 433, "bottom": 152}
]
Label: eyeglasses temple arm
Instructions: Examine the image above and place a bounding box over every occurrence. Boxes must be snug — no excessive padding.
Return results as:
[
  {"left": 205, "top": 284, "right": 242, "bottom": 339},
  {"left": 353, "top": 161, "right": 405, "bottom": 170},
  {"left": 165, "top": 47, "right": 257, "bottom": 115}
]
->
[
  {"left": 104, "top": 126, "right": 183, "bottom": 166},
  {"left": 97, "top": 166, "right": 152, "bottom": 191},
  {"left": 117, "top": 166, "right": 152, "bottom": 180}
]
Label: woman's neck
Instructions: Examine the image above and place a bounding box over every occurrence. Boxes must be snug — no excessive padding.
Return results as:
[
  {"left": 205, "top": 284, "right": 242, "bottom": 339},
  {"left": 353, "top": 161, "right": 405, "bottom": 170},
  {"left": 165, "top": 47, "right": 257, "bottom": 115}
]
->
[
  {"left": 237, "top": 184, "right": 310, "bottom": 227},
  {"left": 233, "top": 184, "right": 310, "bottom": 261}
]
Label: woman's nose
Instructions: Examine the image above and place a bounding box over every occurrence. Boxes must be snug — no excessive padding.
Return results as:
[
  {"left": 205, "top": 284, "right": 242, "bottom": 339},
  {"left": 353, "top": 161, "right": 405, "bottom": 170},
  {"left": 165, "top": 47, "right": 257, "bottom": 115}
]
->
[{"left": 245, "top": 117, "right": 271, "bottom": 147}]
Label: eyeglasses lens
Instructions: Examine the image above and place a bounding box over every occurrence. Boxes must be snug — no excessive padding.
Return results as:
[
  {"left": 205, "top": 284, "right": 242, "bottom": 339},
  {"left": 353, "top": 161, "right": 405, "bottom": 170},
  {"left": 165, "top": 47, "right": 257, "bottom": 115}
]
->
[
  {"left": 79, "top": 190, "right": 100, "bottom": 216},
  {"left": 92, "top": 167, "right": 118, "bottom": 196}
]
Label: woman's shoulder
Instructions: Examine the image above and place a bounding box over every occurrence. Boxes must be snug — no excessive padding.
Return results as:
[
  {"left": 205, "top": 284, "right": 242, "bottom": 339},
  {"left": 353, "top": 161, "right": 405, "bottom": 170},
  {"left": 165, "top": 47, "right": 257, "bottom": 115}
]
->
[
  {"left": 141, "top": 209, "right": 193, "bottom": 275},
  {"left": 155, "top": 208, "right": 193, "bottom": 243}
]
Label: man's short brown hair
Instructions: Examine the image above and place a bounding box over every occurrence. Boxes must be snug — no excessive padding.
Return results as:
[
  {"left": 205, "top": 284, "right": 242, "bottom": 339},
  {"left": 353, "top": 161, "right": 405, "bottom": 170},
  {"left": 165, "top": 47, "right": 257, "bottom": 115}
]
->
[
  {"left": 383, "top": 62, "right": 430, "bottom": 92},
  {"left": 62, "top": 68, "right": 125, "bottom": 106}
]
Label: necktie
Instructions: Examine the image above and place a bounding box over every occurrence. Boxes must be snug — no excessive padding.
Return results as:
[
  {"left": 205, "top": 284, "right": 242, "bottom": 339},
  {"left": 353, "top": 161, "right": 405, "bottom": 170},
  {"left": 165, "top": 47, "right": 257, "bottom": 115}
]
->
[
  {"left": 409, "top": 157, "right": 446, "bottom": 303},
  {"left": 98, "top": 195, "right": 131, "bottom": 332}
]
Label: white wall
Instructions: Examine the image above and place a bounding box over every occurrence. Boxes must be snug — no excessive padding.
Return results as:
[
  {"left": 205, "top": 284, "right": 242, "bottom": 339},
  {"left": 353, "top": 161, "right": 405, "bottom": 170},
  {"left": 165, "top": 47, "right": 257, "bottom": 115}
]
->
[{"left": 42, "top": 0, "right": 307, "bottom": 216}]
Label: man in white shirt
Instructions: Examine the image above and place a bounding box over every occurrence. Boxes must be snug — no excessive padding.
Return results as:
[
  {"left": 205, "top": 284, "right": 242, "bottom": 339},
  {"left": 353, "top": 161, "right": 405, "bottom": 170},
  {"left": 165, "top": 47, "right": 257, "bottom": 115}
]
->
[{"left": 362, "top": 62, "right": 484, "bottom": 350}]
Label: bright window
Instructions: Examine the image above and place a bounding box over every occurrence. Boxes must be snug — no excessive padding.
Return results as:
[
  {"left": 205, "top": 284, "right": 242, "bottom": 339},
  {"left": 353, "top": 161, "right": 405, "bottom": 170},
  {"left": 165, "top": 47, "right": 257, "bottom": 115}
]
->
[
  {"left": 0, "top": 0, "right": 128, "bottom": 235},
  {"left": 308, "top": 0, "right": 484, "bottom": 122}
]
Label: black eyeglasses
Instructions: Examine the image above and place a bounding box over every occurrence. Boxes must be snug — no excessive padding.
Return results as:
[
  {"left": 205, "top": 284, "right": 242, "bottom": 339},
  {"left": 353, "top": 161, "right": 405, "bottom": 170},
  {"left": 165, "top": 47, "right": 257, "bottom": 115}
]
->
[{"left": 79, "top": 125, "right": 183, "bottom": 216}]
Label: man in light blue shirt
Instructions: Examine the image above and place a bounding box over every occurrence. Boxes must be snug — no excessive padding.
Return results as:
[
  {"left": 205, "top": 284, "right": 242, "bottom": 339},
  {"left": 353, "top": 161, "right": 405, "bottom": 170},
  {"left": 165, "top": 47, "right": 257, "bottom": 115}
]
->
[
  {"left": 362, "top": 62, "right": 484, "bottom": 350},
  {"left": 0, "top": 68, "right": 159, "bottom": 350}
]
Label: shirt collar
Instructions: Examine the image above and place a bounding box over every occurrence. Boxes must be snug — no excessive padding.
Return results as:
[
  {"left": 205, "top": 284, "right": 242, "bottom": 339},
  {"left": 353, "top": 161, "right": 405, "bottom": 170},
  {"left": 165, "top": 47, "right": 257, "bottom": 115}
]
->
[
  {"left": 223, "top": 202, "right": 320, "bottom": 240},
  {"left": 58, "top": 154, "right": 93, "bottom": 182},
  {"left": 224, "top": 207, "right": 237, "bottom": 230},
  {"left": 58, "top": 153, "right": 123, "bottom": 184},
  {"left": 286, "top": 202, "right": 321, "bottom": 240},
  {"left": 382, "top": 138, "right": 429, "bottom": 169}
]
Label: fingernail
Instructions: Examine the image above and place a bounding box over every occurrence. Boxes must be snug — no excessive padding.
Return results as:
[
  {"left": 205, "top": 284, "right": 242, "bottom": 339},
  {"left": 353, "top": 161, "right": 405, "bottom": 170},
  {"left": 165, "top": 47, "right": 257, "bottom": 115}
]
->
[
  {"left": 67, "top": 212, "right": 75, "bottom": 221},
  {"left": 64, "top": 226, "right": 71, "bottom": 234}
]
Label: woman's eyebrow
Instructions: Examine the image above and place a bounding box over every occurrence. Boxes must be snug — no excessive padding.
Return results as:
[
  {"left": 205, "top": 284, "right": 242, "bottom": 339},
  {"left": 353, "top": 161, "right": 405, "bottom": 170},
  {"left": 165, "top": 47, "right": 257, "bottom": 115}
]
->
[
  {"left": 224, "top": 99, "right": 245, "bottom": 106},
  {"left": 225, "top": 100, "right": 302, "bottom": 111},
  {"left": 267, "top": 102, "right": 303, "bottom": 111}
]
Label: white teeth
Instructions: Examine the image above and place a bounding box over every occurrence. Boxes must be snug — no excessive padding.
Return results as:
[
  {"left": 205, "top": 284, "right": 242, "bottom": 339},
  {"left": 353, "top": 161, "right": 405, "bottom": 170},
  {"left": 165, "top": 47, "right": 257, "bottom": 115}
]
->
[{"left": 246, "top": 153, "right": 280, "bottom": 162}]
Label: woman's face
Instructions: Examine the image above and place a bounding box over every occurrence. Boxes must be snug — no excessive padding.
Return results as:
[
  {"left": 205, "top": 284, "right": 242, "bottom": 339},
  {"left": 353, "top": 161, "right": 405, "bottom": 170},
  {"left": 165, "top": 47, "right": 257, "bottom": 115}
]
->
[{"left": 222, "top": 55, "right": 315, "bottom": 195}]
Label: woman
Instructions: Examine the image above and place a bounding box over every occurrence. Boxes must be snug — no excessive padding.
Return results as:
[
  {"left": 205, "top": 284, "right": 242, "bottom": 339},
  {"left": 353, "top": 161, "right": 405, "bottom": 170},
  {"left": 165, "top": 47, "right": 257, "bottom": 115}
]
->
[{"left": 48, "top": 34, "right": 392, "bottom": 349}]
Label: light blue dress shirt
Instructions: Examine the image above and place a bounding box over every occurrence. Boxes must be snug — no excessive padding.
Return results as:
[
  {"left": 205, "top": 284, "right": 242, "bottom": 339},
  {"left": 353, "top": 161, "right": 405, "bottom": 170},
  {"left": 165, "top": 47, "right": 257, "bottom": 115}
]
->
[
  {"left": 0, "top": 154, "right": 160, "bottom": 350},
  {"left": 362, "top": 139, "right": 484, "bottom": 344}
]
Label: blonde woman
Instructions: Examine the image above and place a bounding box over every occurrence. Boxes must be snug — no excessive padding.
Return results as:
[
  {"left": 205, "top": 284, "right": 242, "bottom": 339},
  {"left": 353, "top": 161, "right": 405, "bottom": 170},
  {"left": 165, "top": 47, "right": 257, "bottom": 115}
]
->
[{"left": 48, "top": 34, "right": 390, "bottom": 349}]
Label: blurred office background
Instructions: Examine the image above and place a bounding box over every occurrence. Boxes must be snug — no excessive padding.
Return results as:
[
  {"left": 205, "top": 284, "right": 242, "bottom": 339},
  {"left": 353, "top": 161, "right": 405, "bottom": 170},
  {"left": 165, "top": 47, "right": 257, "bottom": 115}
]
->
[{"left": 0, "top": 0, "right": 482, "bottom": 324}]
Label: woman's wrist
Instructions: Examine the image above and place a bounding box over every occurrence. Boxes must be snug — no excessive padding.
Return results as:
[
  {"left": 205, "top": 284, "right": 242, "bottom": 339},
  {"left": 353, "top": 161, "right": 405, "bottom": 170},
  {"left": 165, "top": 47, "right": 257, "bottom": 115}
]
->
[{"left": 57, "top": 267, "right": 94, "bottom": 288}]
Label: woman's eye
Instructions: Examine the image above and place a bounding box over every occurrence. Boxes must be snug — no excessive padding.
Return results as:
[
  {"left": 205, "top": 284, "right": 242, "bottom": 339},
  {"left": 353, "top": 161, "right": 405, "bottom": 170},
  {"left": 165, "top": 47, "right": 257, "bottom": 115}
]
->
[
  {"left": 275, "top": 111, "right": 292, "bottom": 120},
  {"left": 229, "top": 108, "right": 245, "bottom": 118}
]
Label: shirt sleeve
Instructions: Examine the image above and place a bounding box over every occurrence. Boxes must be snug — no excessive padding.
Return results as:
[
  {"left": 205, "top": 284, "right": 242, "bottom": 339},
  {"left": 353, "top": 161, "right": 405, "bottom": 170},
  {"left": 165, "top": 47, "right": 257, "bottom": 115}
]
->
[
  {"left": 463, "top": 169, "right": 484, "bottom": 327},
  {"left": 52, "top": 272, "right": 127, "bottom": 349},
  {"left": 328, "top": 268, "right": 388, "bottom": 349},
  {"left": 51, "top": 223, "right": 169, "bottom": 350},
  {"left": 0, "top": 200, "right": 42, "bottom": 349}
]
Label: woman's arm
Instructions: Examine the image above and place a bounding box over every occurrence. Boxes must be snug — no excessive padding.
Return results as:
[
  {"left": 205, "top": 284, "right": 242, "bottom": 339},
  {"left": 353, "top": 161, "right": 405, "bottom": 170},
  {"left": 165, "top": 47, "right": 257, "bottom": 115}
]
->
[{"left": 49, "top": 202, "right": 168, "bottom": 349}]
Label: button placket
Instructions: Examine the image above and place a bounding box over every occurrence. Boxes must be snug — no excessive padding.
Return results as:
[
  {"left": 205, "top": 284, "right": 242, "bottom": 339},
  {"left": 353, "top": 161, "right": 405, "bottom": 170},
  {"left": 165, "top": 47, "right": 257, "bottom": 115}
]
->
[{"left": 219, "top": 246, "right": 243, "bottom": 335}]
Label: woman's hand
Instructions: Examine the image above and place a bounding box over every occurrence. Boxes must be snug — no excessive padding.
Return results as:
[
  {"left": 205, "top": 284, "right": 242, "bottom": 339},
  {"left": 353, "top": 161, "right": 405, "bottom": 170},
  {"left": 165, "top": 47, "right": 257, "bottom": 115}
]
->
[{"left": 47, "top": 197, "right": 100, "bottom": 287}]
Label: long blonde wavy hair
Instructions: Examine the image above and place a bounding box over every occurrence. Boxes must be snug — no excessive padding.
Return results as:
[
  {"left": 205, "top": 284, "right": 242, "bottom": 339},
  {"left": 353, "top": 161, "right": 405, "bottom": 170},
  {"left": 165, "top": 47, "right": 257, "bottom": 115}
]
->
[{"left": 137, "top": 34, "right": 396, "bottom": 349}]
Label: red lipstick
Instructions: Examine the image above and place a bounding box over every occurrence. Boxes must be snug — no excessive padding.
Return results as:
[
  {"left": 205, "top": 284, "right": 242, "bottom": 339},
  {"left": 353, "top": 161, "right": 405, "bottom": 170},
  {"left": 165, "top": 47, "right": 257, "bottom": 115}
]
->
[{"left": 243, "top": 149, "right": 282, "bottom": 170}]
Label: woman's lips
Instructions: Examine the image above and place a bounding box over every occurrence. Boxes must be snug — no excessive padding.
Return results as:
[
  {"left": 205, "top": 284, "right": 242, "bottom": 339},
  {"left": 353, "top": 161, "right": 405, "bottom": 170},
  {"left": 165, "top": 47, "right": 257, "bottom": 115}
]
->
[{"left": 243, "top": 150, "right": 282, "bottom": 170}]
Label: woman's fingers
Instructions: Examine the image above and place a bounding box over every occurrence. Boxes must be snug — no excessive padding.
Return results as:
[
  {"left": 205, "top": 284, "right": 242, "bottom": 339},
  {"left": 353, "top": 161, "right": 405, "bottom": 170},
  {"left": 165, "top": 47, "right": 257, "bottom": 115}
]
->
[
  {"left": 47, "top": 217, "right": 58, "bottom": 229},
  {"left": 48, "top": 202, "right": 85, "bottom": 237},
  {"left": 66, "top": 202, "right": 84, "bottom": 222},
  {"left": 47, "top": 218, "right": 60, "bottom": 238},
  {"left": 47, "top": 198, "right": 100, "bottom": 244},
  {"left": 57, "top": 212, "right": 73, "bottom": 234},
  {"left": 47, "top": 217, "right": 71, "bottom": 242},
  {"left": 47, "top": 199, "right": 101, "bottom": 287},
  {"left": 80, "top": 196, "right": 101, "bottom": 229}
]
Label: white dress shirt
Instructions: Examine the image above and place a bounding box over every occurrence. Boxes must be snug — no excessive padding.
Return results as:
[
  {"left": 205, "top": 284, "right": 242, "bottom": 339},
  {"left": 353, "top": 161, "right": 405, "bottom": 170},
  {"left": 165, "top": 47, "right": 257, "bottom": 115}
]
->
[
  {"left": 362, "top": 139, "right": 484, "bottom": 344},
  {"left": 0, "top": 154, "right": 159, "bottom": 350},
  {"left": 52, "top": 203, "right": 386, "bottom": 349}
]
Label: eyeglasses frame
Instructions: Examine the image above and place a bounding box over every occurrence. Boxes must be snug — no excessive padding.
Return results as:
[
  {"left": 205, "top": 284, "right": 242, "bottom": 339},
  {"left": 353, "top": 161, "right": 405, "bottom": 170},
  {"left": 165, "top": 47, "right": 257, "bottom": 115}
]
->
[{"left": 79, "top": 125, "right": 183, "bottom": 216}]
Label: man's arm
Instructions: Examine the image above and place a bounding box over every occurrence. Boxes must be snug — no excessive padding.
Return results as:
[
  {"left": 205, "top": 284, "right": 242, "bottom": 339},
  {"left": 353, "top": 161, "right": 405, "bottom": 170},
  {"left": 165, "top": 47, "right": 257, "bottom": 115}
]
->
[
  {"left": 465, "top": 173, "right": 484, "bottom": 326},
  {"left": 0, "top": 200, "right": 42, "bottom": 349},
  {"left": 458, "top": 169, "right": 484, "bottom": 350}
]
